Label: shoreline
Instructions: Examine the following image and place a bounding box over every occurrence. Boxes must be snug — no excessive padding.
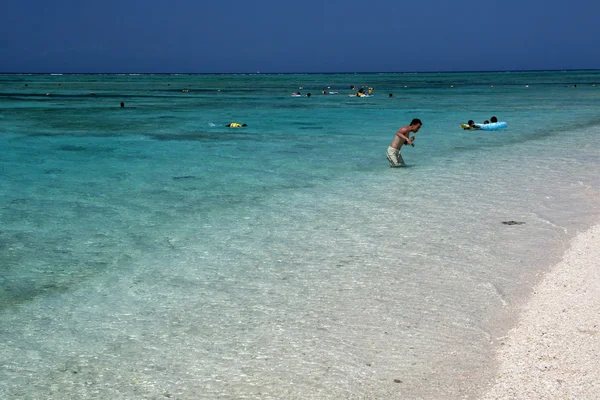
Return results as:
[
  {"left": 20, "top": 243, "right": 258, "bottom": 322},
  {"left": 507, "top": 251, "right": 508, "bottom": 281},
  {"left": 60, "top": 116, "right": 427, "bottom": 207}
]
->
[{"left": 479, "top": 223, "right": 600, "bottom": 399}]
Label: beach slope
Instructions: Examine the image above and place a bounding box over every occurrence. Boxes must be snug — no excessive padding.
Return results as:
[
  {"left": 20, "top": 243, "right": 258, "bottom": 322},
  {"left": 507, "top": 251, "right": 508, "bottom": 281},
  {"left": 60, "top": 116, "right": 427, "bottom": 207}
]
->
[{"left": 481, "top": 224, "right": 600, "bottom": 399}]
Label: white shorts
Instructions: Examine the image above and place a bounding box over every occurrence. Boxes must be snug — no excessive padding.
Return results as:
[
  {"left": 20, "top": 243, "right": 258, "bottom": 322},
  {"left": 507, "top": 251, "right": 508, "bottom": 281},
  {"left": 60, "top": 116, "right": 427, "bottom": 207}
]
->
[{"left": 386, "top": 146, "right": 405, "bottom": 167}]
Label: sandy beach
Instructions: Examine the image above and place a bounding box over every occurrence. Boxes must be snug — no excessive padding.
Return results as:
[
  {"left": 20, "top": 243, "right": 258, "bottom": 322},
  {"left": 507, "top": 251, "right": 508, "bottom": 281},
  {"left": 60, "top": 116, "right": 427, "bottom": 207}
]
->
[{"left": 480, "top": 224, "right": 600, "bottom": 399}]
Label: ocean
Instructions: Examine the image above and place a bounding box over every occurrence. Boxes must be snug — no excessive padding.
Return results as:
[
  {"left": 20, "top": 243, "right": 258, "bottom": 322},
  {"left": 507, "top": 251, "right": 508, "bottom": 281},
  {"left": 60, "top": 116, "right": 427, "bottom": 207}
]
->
[{"left": 1, "top": 71, "right": 599, "bottom": 399}]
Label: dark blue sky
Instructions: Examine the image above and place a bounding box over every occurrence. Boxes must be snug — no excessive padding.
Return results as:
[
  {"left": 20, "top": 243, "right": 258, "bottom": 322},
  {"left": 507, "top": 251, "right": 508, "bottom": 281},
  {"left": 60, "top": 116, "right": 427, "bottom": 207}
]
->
[{"left": 2, "top": 0, "right": 599, "bottom": 73}]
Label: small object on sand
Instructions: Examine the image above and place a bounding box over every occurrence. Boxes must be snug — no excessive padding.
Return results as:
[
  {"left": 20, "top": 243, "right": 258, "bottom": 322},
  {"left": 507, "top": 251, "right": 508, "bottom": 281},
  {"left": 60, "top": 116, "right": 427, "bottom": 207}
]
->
[
  {"left": 502, "top": 221, "right": 525, "bottom": 225},
  {"left": 394, "top": 379, "right": 403, "bottom": 383}
]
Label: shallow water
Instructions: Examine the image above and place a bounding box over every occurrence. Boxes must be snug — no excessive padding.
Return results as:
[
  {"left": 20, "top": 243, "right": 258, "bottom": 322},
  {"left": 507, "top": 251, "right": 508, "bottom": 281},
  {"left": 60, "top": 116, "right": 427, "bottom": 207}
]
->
[{"left": 1, "top": 71, "right": 600, "bottom": 399}]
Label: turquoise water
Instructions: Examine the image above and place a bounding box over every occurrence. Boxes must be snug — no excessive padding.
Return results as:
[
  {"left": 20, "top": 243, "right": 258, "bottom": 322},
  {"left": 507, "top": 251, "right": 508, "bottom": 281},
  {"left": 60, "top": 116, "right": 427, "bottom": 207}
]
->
[{"left": 1, "top": 71, "right": 600, "bottom": 399}]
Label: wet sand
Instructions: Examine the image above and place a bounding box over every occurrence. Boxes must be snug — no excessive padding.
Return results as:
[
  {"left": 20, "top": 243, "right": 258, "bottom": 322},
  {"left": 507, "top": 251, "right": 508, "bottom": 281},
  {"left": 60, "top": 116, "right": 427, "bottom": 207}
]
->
[{"left": 480, "top": 224, "right": 600, "bottom": 399}]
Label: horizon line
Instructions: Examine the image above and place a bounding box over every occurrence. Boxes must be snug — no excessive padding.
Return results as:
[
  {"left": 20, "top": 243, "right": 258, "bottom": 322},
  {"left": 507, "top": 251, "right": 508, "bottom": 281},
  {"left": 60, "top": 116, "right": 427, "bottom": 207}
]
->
[{"left": 1, "top": 68, "right": 599, "bottom": 76}]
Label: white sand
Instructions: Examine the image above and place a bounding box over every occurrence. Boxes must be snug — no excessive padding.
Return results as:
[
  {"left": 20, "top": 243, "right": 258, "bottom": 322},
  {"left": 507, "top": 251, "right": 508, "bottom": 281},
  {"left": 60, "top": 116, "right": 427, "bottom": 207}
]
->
[{"left": 480, "top": 224, "right": 600, "bottom": 399}]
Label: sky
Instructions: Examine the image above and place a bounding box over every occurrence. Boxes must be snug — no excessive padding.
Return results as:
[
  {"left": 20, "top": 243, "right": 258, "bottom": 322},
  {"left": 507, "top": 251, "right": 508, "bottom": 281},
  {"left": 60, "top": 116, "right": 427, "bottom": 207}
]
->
[{"left": 1, "top": 0, "right": 599, "bottom": 73}]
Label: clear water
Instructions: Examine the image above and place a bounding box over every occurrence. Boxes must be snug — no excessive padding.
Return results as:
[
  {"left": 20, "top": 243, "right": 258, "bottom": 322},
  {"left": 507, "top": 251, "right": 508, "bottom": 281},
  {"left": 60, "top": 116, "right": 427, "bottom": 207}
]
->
[{"left": 1, "top": 71, "right": 600, "bottom": 399}]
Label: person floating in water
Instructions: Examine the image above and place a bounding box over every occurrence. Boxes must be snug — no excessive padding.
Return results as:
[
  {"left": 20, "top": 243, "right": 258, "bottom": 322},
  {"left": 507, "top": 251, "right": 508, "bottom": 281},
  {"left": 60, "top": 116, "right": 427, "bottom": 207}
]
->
[
  {"left": 353, "top": 87, "right": 374, "bottom": 97},
  {"left": 461, "top": 120, "right": 480, "bottom": 130},
  {"left": 386, "top": 118, "right": 422, "bottom": 167},
  {"left": 226, "top": 122, "right": 247, "bottom": 128},
  {"left": 120, "top": 102, "right": 125, "bottom": 108}
]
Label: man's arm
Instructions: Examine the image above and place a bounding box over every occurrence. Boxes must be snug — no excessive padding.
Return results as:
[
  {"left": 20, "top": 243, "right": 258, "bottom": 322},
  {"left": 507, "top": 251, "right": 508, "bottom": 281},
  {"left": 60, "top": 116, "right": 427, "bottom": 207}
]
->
[{"left": 396, "top": 128, "right": 413, "bottom": 145}]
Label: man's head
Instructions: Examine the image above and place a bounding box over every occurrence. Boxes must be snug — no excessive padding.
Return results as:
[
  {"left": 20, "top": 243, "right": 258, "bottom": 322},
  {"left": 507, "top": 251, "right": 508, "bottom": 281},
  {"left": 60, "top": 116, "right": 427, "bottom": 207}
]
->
[
  {"left": 410, "top": 118, "right": 422, "bottom": 131},
  {"left": 490, "top": 116, "right": 498, "bottom": 123},
  {"left": 468, "top": 120, "right": 475, "bottom": 127}
]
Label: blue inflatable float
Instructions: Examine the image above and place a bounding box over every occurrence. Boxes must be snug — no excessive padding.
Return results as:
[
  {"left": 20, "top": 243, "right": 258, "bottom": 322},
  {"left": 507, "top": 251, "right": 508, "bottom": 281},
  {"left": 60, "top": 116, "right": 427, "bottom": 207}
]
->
[{"left": 478, "top": 121, "right": 507, "bottom": 131}]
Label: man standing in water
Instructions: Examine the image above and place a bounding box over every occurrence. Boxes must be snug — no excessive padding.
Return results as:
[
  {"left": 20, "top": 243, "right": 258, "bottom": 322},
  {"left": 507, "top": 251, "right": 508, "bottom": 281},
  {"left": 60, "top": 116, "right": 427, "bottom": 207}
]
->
[{"left": 386, "top": 118, "right": 422, "bottom": 167}]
